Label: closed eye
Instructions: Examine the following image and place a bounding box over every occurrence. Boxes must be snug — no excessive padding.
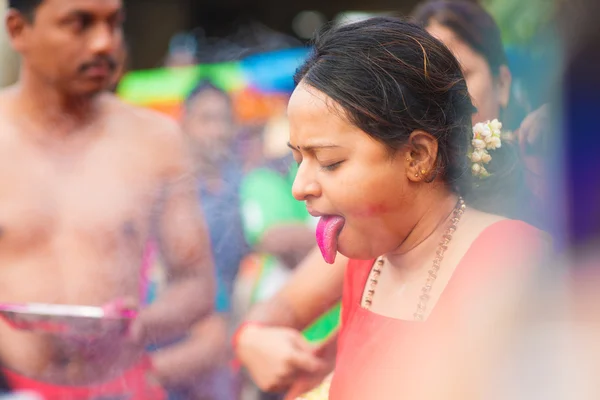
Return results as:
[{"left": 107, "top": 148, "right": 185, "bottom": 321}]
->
[{"left": 320, "top": 161, "right": 344, "bottom": 172}]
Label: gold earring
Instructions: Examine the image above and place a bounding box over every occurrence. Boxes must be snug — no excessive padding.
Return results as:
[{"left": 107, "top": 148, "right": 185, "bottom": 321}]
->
[{"left": 420, "top": 169, "right": 427, "bottom": 175}]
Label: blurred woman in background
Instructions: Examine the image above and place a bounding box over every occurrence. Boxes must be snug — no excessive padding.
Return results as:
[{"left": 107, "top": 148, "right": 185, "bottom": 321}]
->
[{"left": 413, "top": 0, "right": 524, "bottom": 131}]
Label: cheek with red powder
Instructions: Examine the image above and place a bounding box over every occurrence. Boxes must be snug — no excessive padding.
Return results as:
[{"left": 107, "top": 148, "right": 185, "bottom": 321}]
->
[{"left": 351, "top": 203, "right": 391, "bottom": 218}]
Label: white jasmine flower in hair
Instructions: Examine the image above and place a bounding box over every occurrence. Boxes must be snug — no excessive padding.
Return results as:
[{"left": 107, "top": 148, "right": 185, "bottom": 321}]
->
[
  {"left": 473, "top": 122, "right": 488, "bottom": 138},
  {"left": 479, "top": 165, "right": 490, "bottom": 178},
  {"left": 472, "top": 163, "right": 490, "bottom": 178},
  {"left": 470, "top": 149, "right": 483, "bottom": 163},
  {"left": 489, "top": 119, "right": 503, "bottom": 135},
  {"left": 469, "top": 119, "right": 503, "bottom": 179},
  {"left": 479, "top": 124, "right": 493, "bottom": 138},
  {"left": 472, "top": 138, "right": 486, "bottom": 150},
  {"left": 487, "top": 136, "right": 502, "bottom": 150}
]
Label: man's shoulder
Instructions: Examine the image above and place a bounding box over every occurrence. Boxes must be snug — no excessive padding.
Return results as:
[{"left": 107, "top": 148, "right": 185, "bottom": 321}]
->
[
  {"left": 0, "top": 87, "right": 21, "bottom": 142},
  {"left": 104, "top": 94, "right": 181, "bottom": 138},
  {"left": 103, "top": 95, "right": 190, "bottom": 174},
  {"left": 0, "top": 86, "right": 18, "bottom": 114},
  {"left": 106, "top": 95, "right": 185, "bottom": 149}
]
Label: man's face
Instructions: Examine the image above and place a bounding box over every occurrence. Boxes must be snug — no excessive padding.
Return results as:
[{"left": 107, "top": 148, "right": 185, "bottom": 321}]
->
[
  {"left": 7, "top": 0, "right": 124, "bottom": 96},
  {"left": 183, "top": 89, "right": 235, "bottom": 158}
]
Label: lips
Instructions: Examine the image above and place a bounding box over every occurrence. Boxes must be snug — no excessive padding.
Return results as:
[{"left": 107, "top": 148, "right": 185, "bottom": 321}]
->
[
  {"left": 316, "top": 215, "right": 345, "bottom": 264},
  {"left": 85, "top": 65, "right": 111, "bottom": 78}
]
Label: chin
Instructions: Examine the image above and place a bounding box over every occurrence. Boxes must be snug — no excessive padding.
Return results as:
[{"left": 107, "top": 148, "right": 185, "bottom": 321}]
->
[
  {"left": 73, "top": 81, "right": 111, "bottom": 97},
  {"left": 338, "top": 234, "right": 380, "bottom": 261}
]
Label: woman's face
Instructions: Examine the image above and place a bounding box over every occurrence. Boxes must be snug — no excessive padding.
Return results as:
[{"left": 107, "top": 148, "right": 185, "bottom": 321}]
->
[
  {"left": 426, "top": 22, "right": 509, "bottom": 124},
  {"left": 288, "top": 83, "right": 420, "bottom": 261}
]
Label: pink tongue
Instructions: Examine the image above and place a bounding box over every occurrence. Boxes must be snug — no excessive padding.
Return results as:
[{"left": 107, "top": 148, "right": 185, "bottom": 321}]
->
[{"left": 316, "top": 216, "right": 345, "bottom": 264}]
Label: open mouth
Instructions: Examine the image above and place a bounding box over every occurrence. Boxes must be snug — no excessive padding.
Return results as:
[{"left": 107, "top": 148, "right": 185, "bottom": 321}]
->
[{"left": 316, "top": 215, "right": 346, "bottom": 264}]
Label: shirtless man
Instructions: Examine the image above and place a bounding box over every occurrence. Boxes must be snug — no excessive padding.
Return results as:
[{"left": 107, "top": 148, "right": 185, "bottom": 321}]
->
[{"left": 0, "top": 0, "right": 214, "bottom": 398}]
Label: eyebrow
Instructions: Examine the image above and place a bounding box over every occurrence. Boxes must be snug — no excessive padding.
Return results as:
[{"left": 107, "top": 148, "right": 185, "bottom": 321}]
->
[
  {"left": 65, "top": 10, "right": 94, "bottom": 20},
  {"left": 287, "top": 142, "right": 341, "bottom": 151},
  {"left": 64, "top": 8, "right": 124, "bottom": 21}
]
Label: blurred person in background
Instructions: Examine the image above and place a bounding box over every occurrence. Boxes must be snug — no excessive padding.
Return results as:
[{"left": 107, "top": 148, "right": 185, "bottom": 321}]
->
[
  {"left": 414, "top": 1, "right": 548, "bottom": 227},
  {"left": 147, "top": 80, "right": 246, "bottom": 400},
  {"left": 413, "top": 0, "right": 523, "bottom": 131},
  {"left": 234, "top": 110, "right": 324, "bottom": 400},
  {"left": 468, "top": 1, "right": 600, "bottom": 397},
  {"left": 164, "top": 32, "right": 198, "bottom": 68},
  {"left": 183, "top": 81, "right": 249, "bottom": 308},
  {"left": 0, "top": 0, "right": 19, "bottom": 88},
  {"left": 287, "top": 17, "right": 549, "bottom": 399},
  {"left": 241, "top": 113, "right": 317, "bottom": 271},
  {"left": 234, "top": 2, "right": 546, "bottom": 398},
  {"left": 0, "top": 0, "right": 215, "bottom": 399}
]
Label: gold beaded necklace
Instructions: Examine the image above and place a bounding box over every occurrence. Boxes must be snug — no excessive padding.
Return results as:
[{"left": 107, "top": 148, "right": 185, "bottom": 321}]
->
[{"left": 361, "top": 197, "right": 466, "bottom": 321}]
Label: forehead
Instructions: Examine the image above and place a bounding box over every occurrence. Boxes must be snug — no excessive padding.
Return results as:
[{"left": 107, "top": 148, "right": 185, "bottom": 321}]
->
[
  {"left": 288, "top": 84, "right": 330, "bottom": 122},
  {"left": 287, "top": 83, "right": 364, "bottom": 144},
  {"left": 426, "top": 22, "right": 484, "bottom": 71},
  {"left": 188, "top": 90, "right": 231, "bottom": 111},
  {"left": 37, "top": 0, "right": 122, "bottom": 16}
]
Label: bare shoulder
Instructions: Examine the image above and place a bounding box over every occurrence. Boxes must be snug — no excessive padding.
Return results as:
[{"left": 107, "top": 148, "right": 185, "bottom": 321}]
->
[
  {"left": 452, "top": 208, "right": 551, "bottom": 277},
  {"left": 0, "top": 87, "right": 22, "bottom": 143},
  {"left": 473, "top": 210, "right": 549, "bottom": 247},
  {"left": 104, "top": 94, "right": 182, "bottom": 143},
  {"left": 0, "top": 86, "right": 19, "bottom": 117},
  {"left": 463, "top": 209, "right": 548, "bottom": 241},
  {"left": 448, "top": 210, "right": 552, "bottom": 320},
  {"left": 103, "top": 95, "right": 190, "bottom": 176},
  {"left": 462, "top": 209, "right": 551, "bottom": 274}
]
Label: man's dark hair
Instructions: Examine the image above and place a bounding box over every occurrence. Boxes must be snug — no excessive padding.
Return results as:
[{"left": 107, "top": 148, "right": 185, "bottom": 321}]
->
[
  {"left": 8, "top": 0, "right": 43, "bottom": 19},
  {"left": 185, "top": 80, "right": 231, "bottom": 108}
]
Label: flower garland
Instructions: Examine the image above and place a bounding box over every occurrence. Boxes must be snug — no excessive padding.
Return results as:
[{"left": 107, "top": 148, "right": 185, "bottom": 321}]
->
[{"left": 468, "top": 119, "right": 503, "bottom": 178}]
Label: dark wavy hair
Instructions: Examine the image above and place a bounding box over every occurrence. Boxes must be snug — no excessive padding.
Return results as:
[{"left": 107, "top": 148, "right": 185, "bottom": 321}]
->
[{"left": 294, "top": 17, "right": 533, "bottom": 222}]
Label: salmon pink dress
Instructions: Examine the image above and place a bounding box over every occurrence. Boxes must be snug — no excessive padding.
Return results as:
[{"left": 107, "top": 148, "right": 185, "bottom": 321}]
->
[{"left": 329, "top": 220, "right": 548, "bottom": 400}]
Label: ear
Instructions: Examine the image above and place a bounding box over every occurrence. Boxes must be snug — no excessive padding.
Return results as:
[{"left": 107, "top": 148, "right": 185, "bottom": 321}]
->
[
  {"left": 496, "top": 65, "right": 512, "bottom": 110},
  {"left": 6, "top": 10, "right": 31, "bottom": 53},
  {"left": 404, "top": 129, "right": 438, "bottom": 182}
]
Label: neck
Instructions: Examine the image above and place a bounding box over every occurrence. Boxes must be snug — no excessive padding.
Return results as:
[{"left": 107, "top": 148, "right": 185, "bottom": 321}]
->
[
  {"left": 15, "top": 67, "right": 103, "bottom": 134},
  {"left": 385, "top": 189, "right": 459, "bottom": 274},
  {"left": 194, "top": 151, "right": 226, "bottom": 177}
]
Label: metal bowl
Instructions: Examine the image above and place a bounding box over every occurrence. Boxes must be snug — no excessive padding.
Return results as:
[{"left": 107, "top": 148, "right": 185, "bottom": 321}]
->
[{"left": 0, "top": 303, "right": 136, "bottom": 338}]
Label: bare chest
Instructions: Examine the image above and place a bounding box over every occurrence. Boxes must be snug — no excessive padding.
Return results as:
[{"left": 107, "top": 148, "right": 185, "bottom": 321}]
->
[{"left": 0, "top": 131, "right": 163, "bottom": 255}]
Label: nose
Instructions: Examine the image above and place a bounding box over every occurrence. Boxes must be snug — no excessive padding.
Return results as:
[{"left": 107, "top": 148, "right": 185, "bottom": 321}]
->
[
  {"left": 89, "top": 24, "right": 118, "bottom": 55},
  {"left": 292, "top": 163, "right": 322, "bottom": 201}
]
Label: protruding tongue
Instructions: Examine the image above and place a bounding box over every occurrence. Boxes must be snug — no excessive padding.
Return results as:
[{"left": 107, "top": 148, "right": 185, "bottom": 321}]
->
[{"left": 316, "top": 215, "right": 345, "bottom": 264}]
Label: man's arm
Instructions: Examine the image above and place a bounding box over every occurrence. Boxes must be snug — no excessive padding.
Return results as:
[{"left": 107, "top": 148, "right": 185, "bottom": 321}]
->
[
  {"left": 151, "top": 313, "right": 228, "bottom": 387},
  {"left": 131, "top": 121, "right": 215, "bottom": 346},
  {"left": 258, "top": 224, "right": 316, "bottom": 269}
]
